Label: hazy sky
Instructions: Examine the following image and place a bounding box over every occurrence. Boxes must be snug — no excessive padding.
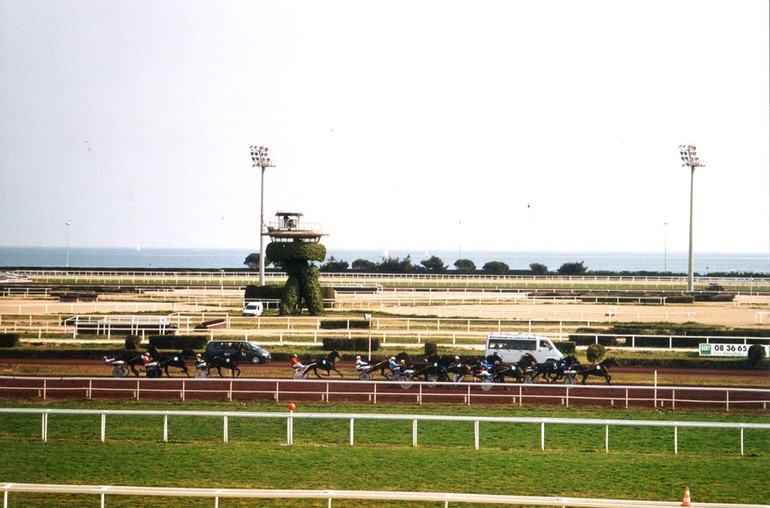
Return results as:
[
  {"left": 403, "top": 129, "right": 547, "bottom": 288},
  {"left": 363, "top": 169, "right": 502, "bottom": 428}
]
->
[{"left": 1, "top": 0, "right": 768, "bottom": 254}]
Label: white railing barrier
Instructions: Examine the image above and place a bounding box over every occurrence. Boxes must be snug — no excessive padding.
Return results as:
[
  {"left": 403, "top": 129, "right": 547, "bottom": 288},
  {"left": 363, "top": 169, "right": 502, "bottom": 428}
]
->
[
  {"left": 4, "top": 483, "right": 768, "bottom": 508},
  {"left": 2, "top": 377, "right": 769, "bottom": 412},
  {"left": 1, "top": 407, "right": 768, "bottom": 456}
]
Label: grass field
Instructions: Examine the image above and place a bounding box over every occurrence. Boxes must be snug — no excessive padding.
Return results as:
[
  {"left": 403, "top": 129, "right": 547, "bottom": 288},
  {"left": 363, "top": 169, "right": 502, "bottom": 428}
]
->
[{"left": 1, "top": 399, "right": 768, "bottom": 507}]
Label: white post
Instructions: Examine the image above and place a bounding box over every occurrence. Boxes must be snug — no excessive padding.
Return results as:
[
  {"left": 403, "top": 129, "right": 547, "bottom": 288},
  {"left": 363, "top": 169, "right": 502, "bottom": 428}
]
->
[
  {"left": 164, "top": 414, "right": 168, "bottom": 443},
  {"left": 349, "top": 418, "right": 354, "bottom": 446},
  {"left": 100, "top": 413, "right": 106, "bottom": 443},
  {"left": 474, "top": 420, "right": 479, "bottom": 450},
  {"left": 540, "top": 421, "right": 545, "bottom": 451},
  {"left": 412, "top": 419, "right": 417, "bottom": 447},
  {"left": 674, "top": 425, "right": 678, "bottom": 455},
  {"left": 223, "top": 416, "right": 229, "bottom": 443}
]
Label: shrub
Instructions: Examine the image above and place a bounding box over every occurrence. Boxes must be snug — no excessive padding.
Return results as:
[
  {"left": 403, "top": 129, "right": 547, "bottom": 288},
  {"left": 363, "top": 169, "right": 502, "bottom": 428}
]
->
[
  {"left": 555, "top": 341, "right": 576, "bottom": 355},
  {"left": 319, "top": 320, "right": 369, "bottom": 330},
  {"left": 0, "top": 333, "right": 19, "bottom": 348},
  {"left": 482, "top": 261, "right": 509, "bottom": 275},
  {"left": 424, "top": 342, "right": 438, "bottom": 356},
  {"left": 322, "top": 338, "right": 379, "bottom": 352},
  {"left": 148, "top": 335, "right": 207, "bottom": 350},
  {"left": 244, "top": 285, "right": 283, "bottom": 300},
  {"left": 586, "top": 343, "right": 606, "bottom": 363},
  {"left": 124, "top": 335, "right": 141, "bottom": 350},
  {"left": 748, "top": 344, "right": 766, "bottom": 368},
  {"left": 529, "top": 262, "right": 548, "bottom": 275},
  {"left": 557, "top": 261, "right": 587, "bottom": 275}
]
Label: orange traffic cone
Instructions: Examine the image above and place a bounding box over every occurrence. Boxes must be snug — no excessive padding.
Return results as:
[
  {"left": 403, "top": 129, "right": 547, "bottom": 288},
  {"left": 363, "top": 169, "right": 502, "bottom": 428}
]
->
[{"left": 681, "top": 486, "right": 692, "bottom": 507}]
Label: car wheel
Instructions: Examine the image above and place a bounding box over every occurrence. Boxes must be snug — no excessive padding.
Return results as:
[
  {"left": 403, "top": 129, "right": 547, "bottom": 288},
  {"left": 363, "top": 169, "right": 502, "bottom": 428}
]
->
[{"left": 251, "top": 356, "right": 260, "bottom": 364}]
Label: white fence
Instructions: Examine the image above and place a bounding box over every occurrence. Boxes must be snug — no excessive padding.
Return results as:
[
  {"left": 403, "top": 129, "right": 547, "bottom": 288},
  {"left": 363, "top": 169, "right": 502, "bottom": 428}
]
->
[
  {"left": 1, "top": 407, "right": 768, "bottom": 456},
  {"left": 2, "top": 377, "right": 769, "bottom": 412},
  {"left": 2, "top": 483, "right": 768, "bottom": 508}
]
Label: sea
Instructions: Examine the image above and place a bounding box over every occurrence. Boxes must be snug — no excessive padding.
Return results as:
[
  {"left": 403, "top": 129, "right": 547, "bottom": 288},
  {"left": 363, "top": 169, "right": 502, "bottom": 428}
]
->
[{"left": 1, "top": 247, "right": 769, "bottom": 274}]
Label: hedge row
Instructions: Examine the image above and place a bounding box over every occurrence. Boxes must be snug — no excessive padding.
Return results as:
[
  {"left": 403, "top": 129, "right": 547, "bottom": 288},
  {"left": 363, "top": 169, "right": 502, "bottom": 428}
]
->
[
  {"left": 319, "top": 320, "right": 370, "bottom": 330},
  {"left": 322, "top": 338, "right": 380, "bottom": 351},
  {"left": 0, "top": 333, "right": 19, "bottom": 348},
  {"left": 148, "top": 335, "right": 208, "bottom": 350}
]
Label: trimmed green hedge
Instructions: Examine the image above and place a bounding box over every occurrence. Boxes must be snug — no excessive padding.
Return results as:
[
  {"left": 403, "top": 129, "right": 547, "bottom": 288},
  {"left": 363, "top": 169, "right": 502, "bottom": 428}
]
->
[
  {"left": 148, "top": 335, "right": 207, "bottom": 350},
  {"left": 319, "top": 320, "right": 370, "bottom": 330},
  {"left": 0, "top": 333, "right": 19, "bottom": 348},
  {"left": 555, "top": 341, "right": 576, "bottom": 355},
  {"left": 322, "top": 338, "right": 380, "bottom": 351}
]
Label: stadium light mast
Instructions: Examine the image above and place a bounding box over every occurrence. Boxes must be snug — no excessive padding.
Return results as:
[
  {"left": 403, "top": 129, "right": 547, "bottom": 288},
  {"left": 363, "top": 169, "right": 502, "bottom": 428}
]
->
[
  {"left": 251, "top": 145, "right": 275, "bottom": 286},
  {"left": 679, "top": 145, "right": 704, "bottom": 293}
]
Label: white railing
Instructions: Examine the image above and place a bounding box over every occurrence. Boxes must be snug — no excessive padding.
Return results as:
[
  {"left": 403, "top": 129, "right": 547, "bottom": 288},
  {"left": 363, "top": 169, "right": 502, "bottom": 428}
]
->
[
  {"left": 1, "top": 407, "right": 768, "bottom": 456},
  {"left": 1, "top": 377, "right": 768, "bottom": 412},
  {"left": 4, "top": 483, "right": 766, "bottom": 508}
]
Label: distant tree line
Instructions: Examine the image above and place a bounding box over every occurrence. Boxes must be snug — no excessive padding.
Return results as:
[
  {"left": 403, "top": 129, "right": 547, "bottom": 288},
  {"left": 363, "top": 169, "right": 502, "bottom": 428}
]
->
[{"left": 244, "top": 252, "right": 592, "bottom": 275}]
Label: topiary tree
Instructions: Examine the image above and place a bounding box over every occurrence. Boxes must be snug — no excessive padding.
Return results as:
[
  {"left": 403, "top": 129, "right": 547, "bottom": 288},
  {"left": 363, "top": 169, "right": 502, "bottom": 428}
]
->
[
  {"left": 124, "top": 335, "right": 141, "bottom": 350},
  {"left": 424, "top": 342, "right": 438, "bottom": 357},
  {"left": 265, "top": 241, "right": 327, "bottom": 316},
  {"left": 352, "top": 259, "right": 377, "bottom": 271},
  {"left": 586, "top": 343, "right": 606, "bottom": 363},
  {"left": 529, "top": 262, "right": 548, "bottom": 275},
  {"left": 748, "top": 344, "right": 766, "bottom": 368}
]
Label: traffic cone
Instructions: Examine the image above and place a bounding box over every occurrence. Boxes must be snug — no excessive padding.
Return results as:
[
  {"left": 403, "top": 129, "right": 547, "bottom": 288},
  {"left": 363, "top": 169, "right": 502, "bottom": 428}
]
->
[{"left": 681, "top": 486, "right": 692, "bottom": 507}]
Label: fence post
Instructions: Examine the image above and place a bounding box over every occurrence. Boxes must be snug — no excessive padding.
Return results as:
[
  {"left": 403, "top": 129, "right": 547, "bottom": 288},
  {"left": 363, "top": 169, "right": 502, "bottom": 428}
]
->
[
  {"left": 474, "top": 420, "right": 479, "bottom": 450},
  {"left": 540, "top": 421, "right": 545, "bottom": 451},
  {"left": 163, "top": 414, "right": 168, "bottom": 443},
  {"left": 100, "top": 413, "right": 106, "bottom": 442},
  {"left": 605, "top": 425, "right": 608, "bottom": 453},
  {"left": 223, "top": 416, "right": 229, "bottom": 443},
  {"left": 674, "top": 425, "right": 678, "bottom": 455},
  {"left": 412, "top": 419, "right": 418, "bottom": 447},
  {"left": 349, "top": 418, "right": 354, "bottom": 446}
]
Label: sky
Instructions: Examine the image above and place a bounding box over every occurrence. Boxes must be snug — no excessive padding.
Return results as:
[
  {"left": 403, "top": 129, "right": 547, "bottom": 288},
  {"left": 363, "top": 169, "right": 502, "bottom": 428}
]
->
[{"left": 1, "top": 0, "right": 768, "bottom": 255}]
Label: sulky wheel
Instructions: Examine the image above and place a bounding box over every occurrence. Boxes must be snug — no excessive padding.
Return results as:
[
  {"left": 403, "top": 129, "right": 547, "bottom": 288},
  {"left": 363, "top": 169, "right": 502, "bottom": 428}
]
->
[
  {"left": 195, "top": 367, "right": 210, "bottom": 378},
  {"left": 293, "top": 370, "right": 308, "bottom": 380},
  {"left": 359, "top": 371, "right": 372, "bottom": 381},
  {"left": 113, "top": 365, "right": 129, "bottom": 378},
  {"left": 451, "top": 373, "right": 464, "bottom": 384},
  {"left": 426, "top": 374, "right": 439, "bottom": 388},
  {"left": 481, "top": 379, "right": 494, "bottom": 392},
  {"left": 564, "top": 374, "right": 577, "bottom": 385}
]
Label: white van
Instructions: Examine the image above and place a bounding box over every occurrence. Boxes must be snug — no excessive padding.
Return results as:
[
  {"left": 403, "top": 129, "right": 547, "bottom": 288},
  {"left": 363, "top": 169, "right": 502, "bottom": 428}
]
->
[
  {"left": 242, "top": 301, "right": 264, "bottom": 317},
  {"left": 485, "top": 333, "right": 563, "bottom": 364}
]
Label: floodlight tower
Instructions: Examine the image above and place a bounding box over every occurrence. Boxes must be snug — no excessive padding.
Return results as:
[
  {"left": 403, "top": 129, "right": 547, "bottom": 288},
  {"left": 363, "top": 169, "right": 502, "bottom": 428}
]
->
[
  {"left": 251, "top": 145, "right": 275, "bottom": 286},
  {"left": 679, "top": 145, "right": 705, "bottom": 292}
]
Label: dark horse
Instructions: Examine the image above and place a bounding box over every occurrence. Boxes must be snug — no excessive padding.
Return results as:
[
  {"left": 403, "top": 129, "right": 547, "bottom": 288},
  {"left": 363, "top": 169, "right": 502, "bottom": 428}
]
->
[
  {"left": 205, "top": 349, "right": 244, "bottom": 378},
  {"left": 302, "top": 350, "right": 343, "bottom": 379},
  {"left": 577, "top": 357, "right": 617, "bottom": 384},
  {"left": 535, "top": 355, "right": 580, "bottom": 383},
  {"left": 490, "top": 353, "right": 538, "bottom": 384},
  {"left": 370, "top": 351, "right": 411, "bottom": 379},
  {"left": 148, "top": 345, "right": 195, "bottom": 377}
]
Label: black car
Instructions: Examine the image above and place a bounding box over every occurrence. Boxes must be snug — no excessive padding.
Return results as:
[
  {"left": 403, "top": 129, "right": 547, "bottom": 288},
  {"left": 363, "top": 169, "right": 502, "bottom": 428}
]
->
[{"left": 205, "top": 340, "right": 271, "bottom": 364}]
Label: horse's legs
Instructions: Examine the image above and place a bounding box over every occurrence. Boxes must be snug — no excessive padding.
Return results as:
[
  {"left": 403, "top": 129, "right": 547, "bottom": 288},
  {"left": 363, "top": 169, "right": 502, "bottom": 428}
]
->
[
  {"left": 217, "top": 367, "right": 224, "bottom": 378},
  {"left": 332, "top": 367, "right": 343, "bottom": 377},
  {"left": 605, "top": 372, "right": 611, "bottom": 384},
  {"left": 183, "top": 366, "right": 190, "bottom": 378}
]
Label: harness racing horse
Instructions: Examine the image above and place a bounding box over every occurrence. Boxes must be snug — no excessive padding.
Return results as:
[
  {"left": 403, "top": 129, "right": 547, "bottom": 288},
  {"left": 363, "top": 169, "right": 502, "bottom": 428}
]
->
[
  {"left": 577, "top": 357, "right": 617, "bottom": 385},
  {"left": 411, "top": 355, "right": 451, "bottom": 386},
  {"left": 148, "top": 346, "right": 194, "bottom": 377},
  {"left": 205, "top": 349, "right": 245, "bottom": 378},
  {"left": 489, "top": 353, "right": 538, "bottom": 385},
  {"left": 536, "top": 355, "right": 580, "bottom": 383},
  {"left": 302, "top": 350, "right": 343, "bottom": 379},
  {"left": 371, "top": 351, "right": 411, "bottom": 379}
]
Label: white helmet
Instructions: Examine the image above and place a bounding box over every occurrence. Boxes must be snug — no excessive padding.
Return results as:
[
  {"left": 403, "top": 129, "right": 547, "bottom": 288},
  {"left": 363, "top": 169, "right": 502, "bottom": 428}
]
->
[
  {"left": 455, "top": 356, "right": 460, "bottom": 361},
  {"left": 356, "top": 355, "right": 361, "bottom": 361}
]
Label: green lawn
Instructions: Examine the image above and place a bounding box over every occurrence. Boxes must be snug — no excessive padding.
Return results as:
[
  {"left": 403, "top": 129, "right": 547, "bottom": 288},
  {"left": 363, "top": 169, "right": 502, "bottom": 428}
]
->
[{"left": 1, "top": 400, "right": 768, "bottom": 507}]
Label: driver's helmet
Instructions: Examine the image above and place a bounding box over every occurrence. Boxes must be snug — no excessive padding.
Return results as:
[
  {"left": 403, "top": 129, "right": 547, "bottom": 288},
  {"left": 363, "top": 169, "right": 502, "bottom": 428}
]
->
[
  {"left": 356, "top": 355, "right": 361, "bottom": 361},
  {"left": 292, "top": 353, "right": 298, "bottom": 358},
  {"left": 454, "top": 356, "right": 460, "bottom": 361},
  {"left": 390, "top": 356, "right": 395, "bottom": 361},
  {"left": 196, "top": 353, "right": 201, "bottom": 358},
  {"left": 399, "top": 359, "right": 405, "bottom": 365}
]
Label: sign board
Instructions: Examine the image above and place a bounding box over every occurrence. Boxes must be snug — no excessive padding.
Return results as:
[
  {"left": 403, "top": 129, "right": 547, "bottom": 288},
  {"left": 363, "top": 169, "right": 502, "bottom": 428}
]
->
[{"left": 699, "top": 343, "right": 770, "bottom": 357}]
